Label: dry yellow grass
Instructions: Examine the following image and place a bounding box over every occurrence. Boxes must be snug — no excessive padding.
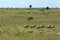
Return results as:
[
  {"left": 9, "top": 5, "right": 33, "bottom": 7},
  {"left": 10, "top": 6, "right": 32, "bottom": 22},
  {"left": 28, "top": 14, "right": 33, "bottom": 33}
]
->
[{"left": 0, "top": 8, "right": 60, "bottom": 40}]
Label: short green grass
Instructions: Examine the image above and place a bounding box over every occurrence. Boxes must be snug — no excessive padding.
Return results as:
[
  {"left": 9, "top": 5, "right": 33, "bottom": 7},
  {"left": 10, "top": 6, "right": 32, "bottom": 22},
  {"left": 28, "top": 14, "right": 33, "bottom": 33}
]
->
[{"left": 0, "top": 8, "right": 60, "bottom": 40}]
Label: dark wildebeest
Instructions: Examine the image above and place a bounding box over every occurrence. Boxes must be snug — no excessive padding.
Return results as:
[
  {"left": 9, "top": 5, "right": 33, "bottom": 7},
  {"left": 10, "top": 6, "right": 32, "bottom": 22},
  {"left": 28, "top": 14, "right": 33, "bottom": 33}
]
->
[
  {"left": 31, "top": 25, "right": 36, "bottom": 28},
  {"left": 36, "top": 25, "right": 45, "bottom": 28},
  {"left": 47, "top": 25, "right": 55, "bottom": 28},
  {"left": 24, "top": 25, "right": 29, "bottom": 28}
]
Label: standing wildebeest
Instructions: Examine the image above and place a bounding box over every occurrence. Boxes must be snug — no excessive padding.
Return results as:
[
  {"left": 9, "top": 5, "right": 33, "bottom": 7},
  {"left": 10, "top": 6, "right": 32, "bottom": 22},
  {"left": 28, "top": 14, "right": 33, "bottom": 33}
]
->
[
  {"left": 40, "top": 25, "right": 45, "bottom": 28},
  {"left": 36, "top": 26, "right": 40, "bottom": 28},
  {"left": 36, "top": 25, "right": 45, "bottom": 28},
  {"left": 24, "top": 25, "right": 29, "bottom": 28},
  {"left": 51, "top": 26, "right": 55, "bottom": 28},
  {"left": 27, "top": 30, "right": 33, "bottom": 33},
  {"left": 31, "top": 25, "right": 36, "bottom": 28},
  {"left": 47, "top": 25, "right": 51, "bottom": 28},
  {"left": 47, "top": 25, "right": 55, "bottom": 28}
]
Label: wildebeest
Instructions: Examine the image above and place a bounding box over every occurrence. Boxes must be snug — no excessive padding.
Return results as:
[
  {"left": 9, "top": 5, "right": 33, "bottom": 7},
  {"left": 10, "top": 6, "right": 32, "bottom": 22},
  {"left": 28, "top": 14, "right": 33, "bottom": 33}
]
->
[
  {"left": 47, "top": 25, "right": 51, "bottom": 28},
  {"left": 47, "top": 25, "right": 55, "bottom": 28},
  {"left": 36, "top": 26, "right": 40, "bottom": 28},
  {"left": 36, "top": 25, "right": 45, "bottom": 28},
  {"left": 27, "top": 30, "right": 33, "bottom": 33},
  {"left": 31, "top": 25, "right": 36, "bottom": 28},
  {"left": 24, "top": 25, "right": 29, "bottom": 28},
  {"left": 51, "top": 26, "right": 55, "bottom": 28},
  {"left": 40, "top": 25, "right": 45, "bottom": 28}
]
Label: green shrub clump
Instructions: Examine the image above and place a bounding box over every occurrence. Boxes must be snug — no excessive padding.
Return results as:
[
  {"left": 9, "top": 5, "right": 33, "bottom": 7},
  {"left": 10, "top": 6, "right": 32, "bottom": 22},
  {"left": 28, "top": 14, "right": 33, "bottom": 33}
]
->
[{"left": 27, "top": 17, "right": 33, "bottom": 21}]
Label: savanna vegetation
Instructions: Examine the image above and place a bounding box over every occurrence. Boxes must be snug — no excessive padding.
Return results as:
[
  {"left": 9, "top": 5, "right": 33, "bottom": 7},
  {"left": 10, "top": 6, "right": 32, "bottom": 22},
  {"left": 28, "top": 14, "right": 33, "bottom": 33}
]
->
[{"left": 0, "top": 8, "right": 60, "bottom": 40}]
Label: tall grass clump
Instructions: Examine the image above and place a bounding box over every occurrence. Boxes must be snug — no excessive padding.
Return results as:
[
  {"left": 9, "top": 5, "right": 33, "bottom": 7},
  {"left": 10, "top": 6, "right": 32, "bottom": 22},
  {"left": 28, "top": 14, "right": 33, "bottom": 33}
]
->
[{"left": 27, "top": 17, "right": 33, "bottom": 21}]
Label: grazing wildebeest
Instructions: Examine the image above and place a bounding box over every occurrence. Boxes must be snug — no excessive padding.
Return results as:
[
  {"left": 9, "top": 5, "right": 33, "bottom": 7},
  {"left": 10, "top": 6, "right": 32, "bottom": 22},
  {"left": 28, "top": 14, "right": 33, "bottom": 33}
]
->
[
  {"left": 24, "top": 25, "right": 29, "bottom": 28},
  {"left": 47, "top": 25, "right": 55, "bottom": 28},
  {"left": 27, "top": 30, "right": 33, "bottom": 33},
  {"left": 51, "top": 26, "right": 55, "bottom": 28},
  {"left": 36, "top": 26, "right": 40, "bottom": 28},
  {"left": 31, "top": 25, "right": 36, "bottom": 28},
  {"left": 39, "top": 25, "right": 45, "bottom": 28},
  {"left": 36, "top": 25, "right": 45, "bottom": 28},
  {"left": 47, "top": 25, "right": 51, "bottom": 28}
]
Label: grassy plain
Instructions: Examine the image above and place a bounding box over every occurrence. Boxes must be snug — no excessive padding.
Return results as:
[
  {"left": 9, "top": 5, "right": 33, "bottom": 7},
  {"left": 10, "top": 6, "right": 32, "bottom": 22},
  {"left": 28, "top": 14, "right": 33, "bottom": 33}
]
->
[{"left": 0, "top": 8, "right": 60, "bottom": 40}]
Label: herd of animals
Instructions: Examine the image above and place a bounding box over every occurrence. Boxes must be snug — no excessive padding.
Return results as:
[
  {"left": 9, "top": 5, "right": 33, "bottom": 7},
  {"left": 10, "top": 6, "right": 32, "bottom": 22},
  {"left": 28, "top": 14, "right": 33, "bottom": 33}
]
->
[
  {"left": 24, "top": 25, "right": 55, "bottom": 28},
  {"left": 24, "top": 25, "right": 55, "bottom": 33},
  {"left": 0, "top": 24, "right": 55, "bottom": 33}
]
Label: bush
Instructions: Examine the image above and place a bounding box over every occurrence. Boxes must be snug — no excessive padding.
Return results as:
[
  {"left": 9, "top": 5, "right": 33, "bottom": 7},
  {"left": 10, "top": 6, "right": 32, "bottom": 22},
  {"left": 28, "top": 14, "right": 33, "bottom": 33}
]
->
[{"left": 27, "top": 17, "right": 33, "bottom": 21}]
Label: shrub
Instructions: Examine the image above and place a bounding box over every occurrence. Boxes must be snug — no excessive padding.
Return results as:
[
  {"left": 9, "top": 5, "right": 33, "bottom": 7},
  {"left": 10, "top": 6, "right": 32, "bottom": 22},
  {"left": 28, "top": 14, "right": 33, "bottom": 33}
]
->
[{"left": 27, "top": 17, "right": 33, "bottom": 21}]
